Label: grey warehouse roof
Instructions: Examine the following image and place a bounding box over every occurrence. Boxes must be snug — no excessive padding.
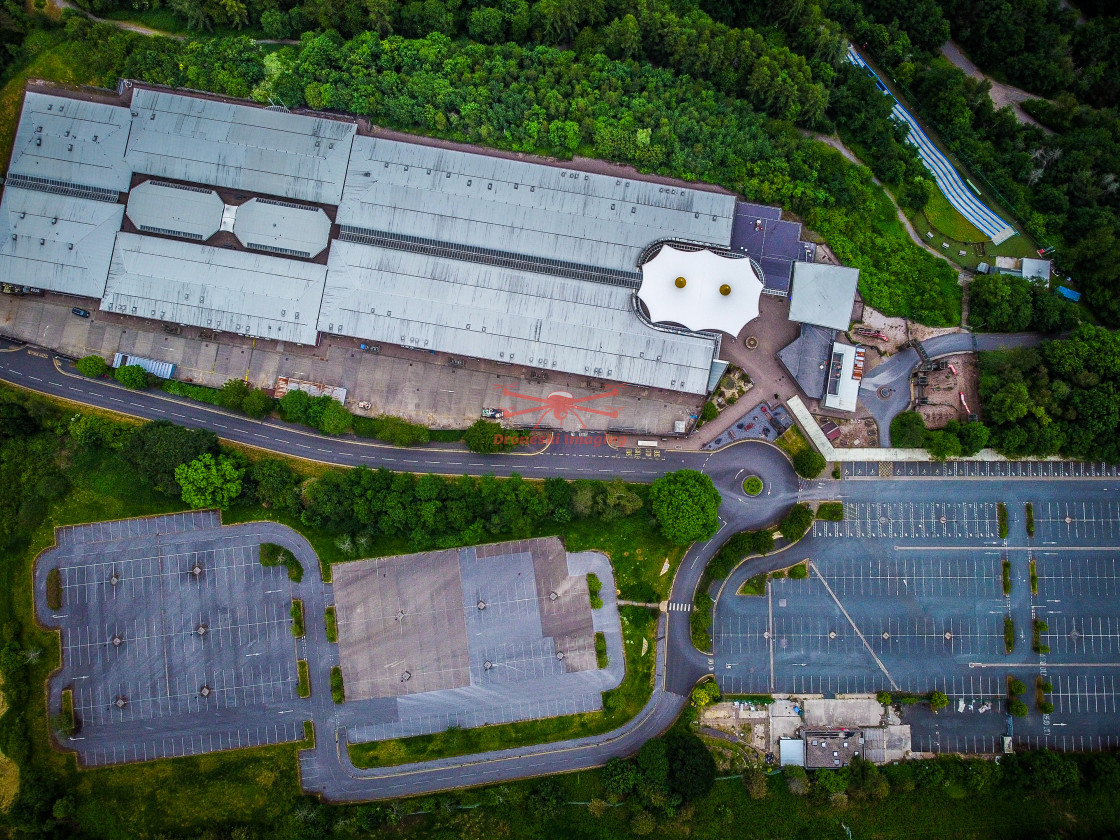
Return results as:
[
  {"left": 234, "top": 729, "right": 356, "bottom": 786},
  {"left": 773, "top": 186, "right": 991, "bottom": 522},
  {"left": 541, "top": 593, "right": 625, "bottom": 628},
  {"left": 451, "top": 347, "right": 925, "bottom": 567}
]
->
[
  {"left": 0, "top": 187, "right": 124, "bottom": 297},
  {"left": 233, "top": 198, "right": 332, "bottom": 258},
  {"left": 103, "top": 233, "right": 326, "bottom": 344},
  {"left": 8, "top": 92, "right": 132, "bottom": 194},
  {"left": 339, "top": 136, "right": 736, "bottom": 274},
  {"left": 124, "top": 89, "right": 356, "bottom": 205},
  {"left": 788, "top": 262, "right": 860, "bottom": 332},
  {"left": 321, "top": 241, "right": 720, "bottom": 394},
  {"left": 126, "top": 180, "right": 224, "bottom": 241}
]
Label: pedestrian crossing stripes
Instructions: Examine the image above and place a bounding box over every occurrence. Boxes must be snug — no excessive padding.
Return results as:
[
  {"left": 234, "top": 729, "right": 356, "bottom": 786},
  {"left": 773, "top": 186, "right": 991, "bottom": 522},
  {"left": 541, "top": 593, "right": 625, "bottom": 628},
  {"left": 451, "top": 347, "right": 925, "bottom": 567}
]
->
[{"left": 667, "top": 602, "right": 692, "bottom": 612}]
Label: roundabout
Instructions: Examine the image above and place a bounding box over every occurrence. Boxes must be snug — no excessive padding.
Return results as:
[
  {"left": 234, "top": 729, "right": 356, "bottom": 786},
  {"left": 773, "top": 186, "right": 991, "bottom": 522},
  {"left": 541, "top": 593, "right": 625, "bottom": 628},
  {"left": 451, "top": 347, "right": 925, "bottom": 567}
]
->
[{"left": 742, "top": 475, "right": 763, "bottom": 496}]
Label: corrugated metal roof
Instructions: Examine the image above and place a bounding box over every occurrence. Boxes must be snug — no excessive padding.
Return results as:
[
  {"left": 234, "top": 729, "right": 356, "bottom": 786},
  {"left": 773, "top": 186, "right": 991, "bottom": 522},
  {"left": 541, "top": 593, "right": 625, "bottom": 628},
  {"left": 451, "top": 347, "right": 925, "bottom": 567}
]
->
[
  {"left": 125, "top": 90, "right": 356, "bottom": 205},
  {"left": 7, "top": 92, "right": 133, "bottom": 193},
  {"left": 0, "top": 187, "right": 123, "bottom": 297},
  {"left": 339, "top": 137, "right": 735, "bottom": 272},
  {"left": 233, "top": 198, "right": 332, "bottom": 258},
  {"left": 788, "top": 262, "right": 859, "bottom": 331},
  {"left": 112, "top": 352, "right": 175, "bottom": 379},
  {"left": 126, "top": 180, "right": 224, "bottom": 241},
  {"left": 320, "top": 241, "right": 718, "bottom": 394},
  {"left": 103, "top": 233, "right": 326, "bottom": 344}
]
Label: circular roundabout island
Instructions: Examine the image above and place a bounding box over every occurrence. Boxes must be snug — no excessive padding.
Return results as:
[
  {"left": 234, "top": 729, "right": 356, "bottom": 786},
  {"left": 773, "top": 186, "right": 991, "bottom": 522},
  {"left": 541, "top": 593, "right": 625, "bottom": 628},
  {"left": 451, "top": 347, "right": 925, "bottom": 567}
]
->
[{"left": 742, "top": 475, "right": 764, "bottom": 496}]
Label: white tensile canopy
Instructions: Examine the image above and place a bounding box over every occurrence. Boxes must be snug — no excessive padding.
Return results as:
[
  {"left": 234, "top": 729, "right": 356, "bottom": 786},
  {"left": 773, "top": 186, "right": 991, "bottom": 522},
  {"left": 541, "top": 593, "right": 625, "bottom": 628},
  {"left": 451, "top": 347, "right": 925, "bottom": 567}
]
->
[{"left": 637, "top": 245, "right": 763, "bottom": 336}]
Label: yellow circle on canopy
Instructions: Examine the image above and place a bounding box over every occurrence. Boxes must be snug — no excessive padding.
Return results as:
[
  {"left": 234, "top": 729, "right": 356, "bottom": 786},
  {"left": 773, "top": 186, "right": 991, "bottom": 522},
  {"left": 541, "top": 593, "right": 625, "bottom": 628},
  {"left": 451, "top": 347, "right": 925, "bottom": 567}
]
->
[
  {"left": 675, "top": 276, "right": 687, "bottom": 288},
  {"left": 720, "top": 284, "right": 731, "bottom": 296}
]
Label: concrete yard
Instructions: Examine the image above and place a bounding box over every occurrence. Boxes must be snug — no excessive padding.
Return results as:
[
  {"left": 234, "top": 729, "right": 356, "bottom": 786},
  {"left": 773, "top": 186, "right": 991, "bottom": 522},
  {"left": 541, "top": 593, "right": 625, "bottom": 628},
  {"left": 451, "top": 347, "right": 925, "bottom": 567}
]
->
[{"left": 34, "top": 513, "right": 306, "bottom": 766}]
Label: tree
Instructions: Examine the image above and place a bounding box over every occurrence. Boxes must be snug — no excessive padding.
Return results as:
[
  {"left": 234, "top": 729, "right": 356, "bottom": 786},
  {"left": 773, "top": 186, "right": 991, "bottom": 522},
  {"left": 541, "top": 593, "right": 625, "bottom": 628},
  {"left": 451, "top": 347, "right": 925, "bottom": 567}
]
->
[
  {"left": 601, "top": 757, "right": 641, "bottom": 796},
  {"left": 792, "top": 448, "right": 826, "bottom": 478},
  {"left": 114, "top": 364, "right": 149, "bottom": 389},
  {"left": 1009, "top": 699, "right": 1029, "bottom": 717},
  {"left": 248, "top": 458, "right": 296, "bottom": 509},
  {"left": 785, "top": 765, "right": 809, "bottom": 795},
  {"left": 317, "top": 400, "right": 353, "bottom": 436},
  {"left": 279, "top": 388, "right": 312, "bottom": 423},
  {"left": 127, "top": 421, "right": 219, "bottom": 495},
  {"left": 260, "top": 8, "right": 291, "bottom": 38},
  {"left": 1009, "top": 678, "right": 1027, "bottom": 696},
  {"left": 175, "top": 453, "right": 245, "bottom": 509},
  {"left": 648, "top": 470, "right": 721, "bottom": 545},
  {"left": 779, "top": 503, "right": 813, "bottom": 542},
  {"left": 691, "top": 680, "right": 720, "bottom": 707},
  {"left": 743, "top": 767, "right": 768, "bottom": 799},
  {"left": 468, "top": 6, "right": 505, "bottom": 43},
  {"left": 241, "top": 389, "right": 274, "bottom": 418},
  {"left": 218, "top": 379, "right": 249, "bottom": 411},
  {"left": 929, "top": 690, "right": 949, "bottom": 711},
  {"left": 664, "top": 731, "right": 716, "bottom": 801},
  {"left": 75, "top": 355, "right": 108, "bottom": 378},
  {"left": 463, "top": 419, "right": 504, "bottom": 453},
  {"left": 925, "top": 429, "right": 962, "bottom": 460},
  {"left": 957, "top": 421, "right": 991, "bottom": 456},
  {"left": 700, "top": 401, "right": 719, "bottom": 422},
  {"left": 890, "top": 411, "right": 928, "bottom": 448},
  {"left": 0, "top": 403, "right": 37, "bottom": 439}
]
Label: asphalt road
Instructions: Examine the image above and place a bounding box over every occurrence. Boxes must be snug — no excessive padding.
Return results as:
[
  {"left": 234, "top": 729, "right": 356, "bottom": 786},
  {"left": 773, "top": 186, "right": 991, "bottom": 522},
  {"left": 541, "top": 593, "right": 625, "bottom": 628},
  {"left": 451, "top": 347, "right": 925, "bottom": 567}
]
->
[{"left": 9, "top": 342, "right": 1120, "bottom": 800}]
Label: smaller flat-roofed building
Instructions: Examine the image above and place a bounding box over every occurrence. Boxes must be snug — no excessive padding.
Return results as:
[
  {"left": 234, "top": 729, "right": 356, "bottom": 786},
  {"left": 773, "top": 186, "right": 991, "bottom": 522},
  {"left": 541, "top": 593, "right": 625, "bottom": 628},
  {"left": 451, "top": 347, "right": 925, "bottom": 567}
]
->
[
  {"left": 7, "top": 92, "right": 132, "bottom": 197},
  {"left": 0, "top": 187, "right": 124, "bottom": 297},
  {"left": 124, "top": 89, "right": 356, "bottom": 205},
  {"left": 321, "top": 240, "right": 722, "bottom": 394},
  {"left": 338, "top": 136, "right": 736, "bottom": 277},
  {"left": 804, "top": 729, "right": 862, "bottom": 769},
  {"left": 788, "top": 262, "right": 860, "bottom": 332},
  {"left": 102, "top": 233, "right": 326, "bottom": 344},
  {"left": 823, "top": 341, "right": 864, "bottom": 413},
  {"left": 777, "top": 323, "right": 834, "bottom": 401},
  {"left": 232, "top": 197, "right": 332, "bottom": 258},
  {"left": 126, "top": 180, "right": 224, "bottom": 241}
]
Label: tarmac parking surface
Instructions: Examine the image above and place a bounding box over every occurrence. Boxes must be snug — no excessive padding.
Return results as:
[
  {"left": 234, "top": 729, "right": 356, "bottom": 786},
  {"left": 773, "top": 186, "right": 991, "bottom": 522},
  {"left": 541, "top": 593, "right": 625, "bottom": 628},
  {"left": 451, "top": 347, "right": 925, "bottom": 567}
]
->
[{"left": 716, "top": 492, "right": 1120, "bottom": 754}]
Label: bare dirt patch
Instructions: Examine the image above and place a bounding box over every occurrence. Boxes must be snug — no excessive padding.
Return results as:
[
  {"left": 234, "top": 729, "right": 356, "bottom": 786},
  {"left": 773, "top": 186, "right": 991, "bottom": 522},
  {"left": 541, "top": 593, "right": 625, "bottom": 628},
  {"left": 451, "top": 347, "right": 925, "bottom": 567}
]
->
[
  {"left": 834, "top": 417, "right": 880, "bottom": 448},
  {"left": 916, "top": 353, "right": 980, "bottom": 429}
]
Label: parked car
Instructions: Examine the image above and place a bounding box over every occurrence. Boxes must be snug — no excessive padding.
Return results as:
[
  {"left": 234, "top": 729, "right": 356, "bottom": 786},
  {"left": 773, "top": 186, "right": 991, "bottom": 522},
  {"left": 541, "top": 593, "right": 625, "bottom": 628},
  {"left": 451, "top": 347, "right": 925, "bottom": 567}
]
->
[{"left": 71, "top": 307, "right": 90, "bottom": 318}]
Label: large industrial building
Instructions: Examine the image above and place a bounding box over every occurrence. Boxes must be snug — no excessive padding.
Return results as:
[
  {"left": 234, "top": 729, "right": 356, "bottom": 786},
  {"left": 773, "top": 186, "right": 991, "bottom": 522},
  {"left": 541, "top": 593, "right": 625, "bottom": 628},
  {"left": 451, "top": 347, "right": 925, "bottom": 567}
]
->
[{"left": 1, "top": 82, "right": 824, "bottom": 398}]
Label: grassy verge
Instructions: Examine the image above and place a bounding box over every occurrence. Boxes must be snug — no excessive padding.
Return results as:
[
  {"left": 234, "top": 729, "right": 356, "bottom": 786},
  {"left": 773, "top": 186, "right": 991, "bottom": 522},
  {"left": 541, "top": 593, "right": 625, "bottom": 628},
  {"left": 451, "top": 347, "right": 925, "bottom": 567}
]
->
[
  {"left": 259, "top": 542, "right": 303, "bottom": 582},
  {"left": 290, "top": 599, "right": 305, "bottom": 638},
  {"left": 1002, "top": 560, "right": 1012, "bottom": 597},
  {"left": 296, "top": 660, "right": 310, "bottom": 698},
  {"left": 1026, "top": 502, "right": 1035, "bottom": 538},
  {"left": 302, "top": 720, "right": 315, "bottom": 746},
  {"left": 998, "top": 503, "right": 1009, "bottom": 539},
  {"left": 743, "top": 475, "right": 763, "bottom": 496},
  {"left": 1004, "top": 616, "right": 1015, "bottom": 654},
  {"left": 348, "top": 606, "right": 656, "bottom": 767},
  {"left": 595, "top": 631, "right": 608, "bottom": 668},
  {"left": 776, "top": 425, "right": 810, "bottom": 461},
  {"left": 737, "top": 574, "right": 768, "bottom": 596},
  {"left": 55, "top": 688, "right": 75, "bottom": 740},
  {"left": 1030, "top": 559, "right": 1038, "bottom": 595},
  {"left": 330, "top": 666, "right": 345, "bottom": 704},
  {"left": 816, "top": 502, "right": 843, "bottom": 521},
  {"left": 45, "top": 567, "right": 62, "bottom": 611},
  {"left": 324, "top": 606, "right": 338, "bottom": 643}
]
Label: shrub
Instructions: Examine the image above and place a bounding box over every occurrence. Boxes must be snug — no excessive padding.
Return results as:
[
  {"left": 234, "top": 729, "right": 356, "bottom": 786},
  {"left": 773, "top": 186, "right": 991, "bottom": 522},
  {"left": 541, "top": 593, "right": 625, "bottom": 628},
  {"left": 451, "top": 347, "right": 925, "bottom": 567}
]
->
[
  {"left": 325, "top": 606, "right": 338, "bottom": 643},
  {"left": 218, "top": 379, "right": 250, "bottom": 411},
  {"left": 586, "top": 572, "right": 603, "bottom": 609},
  {"left": 163, "top": 380, "right": 222, "bottom": 405},
  {"left": 1026, "top": 502, "right": 1035, "bottom": 537},
  {"left": 998, "top": 502, "right": 1009, "bottom": 539},
  {"left": 1009, "top": 699, "right": 1029, "bottom": 717},
  {"left": 900, "top": 696, "right": 919, "bottom": 705},
  {"left": 595, "top": 631, "right": 608, "bottom": 668},
  {"left": 784, "top": 765, "right": 809, "bottom": 795},
  {"left": 1005, "top": 617, "right": 1015, "bottom": 653},
  {"left": 241, "top": 389, "right": 274, "bottom": 418},
  {"left": 75, "top": 355, "right": 108, "bottom": 377},
  {"left": 330, "top": 666, "right": 345, "bottom": 703},
  {"left": 297, "top": 660, "right": 310, "bottom": 698},
  {"left": 779, "top": 503, "right": 813, "bottom": 542},
  {"left": 1039, "top": 700, "right": 1054, "bottom": 714},
  {"left": 929, "top": 691, "right": 949, "bottom": 711},
  {"left": 788, "top": 562, "right": 809, "bottom": 579},
  {"left": 1002, "top": 560, "right": 1012, "bottom": 596},
  {"left": 1040, "top": 681, "right": 1054, "bottom": 693},
  {"left": 114, "top": 364, "right": 149, "bottom": 389},
  {"left": 700, "top": 401, "right": 719, "bottom": 422},
  {"left": 1009, "top": 678, "right": 1027, "bottom": 696},
  {"left": 464, "top": 419, "right": 504, "bottom": 453},
  {"left": 876, "top": 691, "right": 893, "bottom": 705},
  {"left": 816, "top": 502, "right": 843, "bottom": 521},
  {"left": 832, "top": 465, "right": 842, "bottom": 479},
  {"left": 792, "top": 448, "right": 826, "bottom": 478},
  {"left": 352, "top": 414, "right": 430, "bottom": 446}
]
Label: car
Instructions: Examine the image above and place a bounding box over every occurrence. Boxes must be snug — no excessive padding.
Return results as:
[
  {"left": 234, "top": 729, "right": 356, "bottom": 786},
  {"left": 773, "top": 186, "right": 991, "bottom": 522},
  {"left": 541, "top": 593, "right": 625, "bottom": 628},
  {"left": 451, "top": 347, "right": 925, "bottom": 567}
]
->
[{"left": 71, "top": 308, "right": 90, "bottom": 318}]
